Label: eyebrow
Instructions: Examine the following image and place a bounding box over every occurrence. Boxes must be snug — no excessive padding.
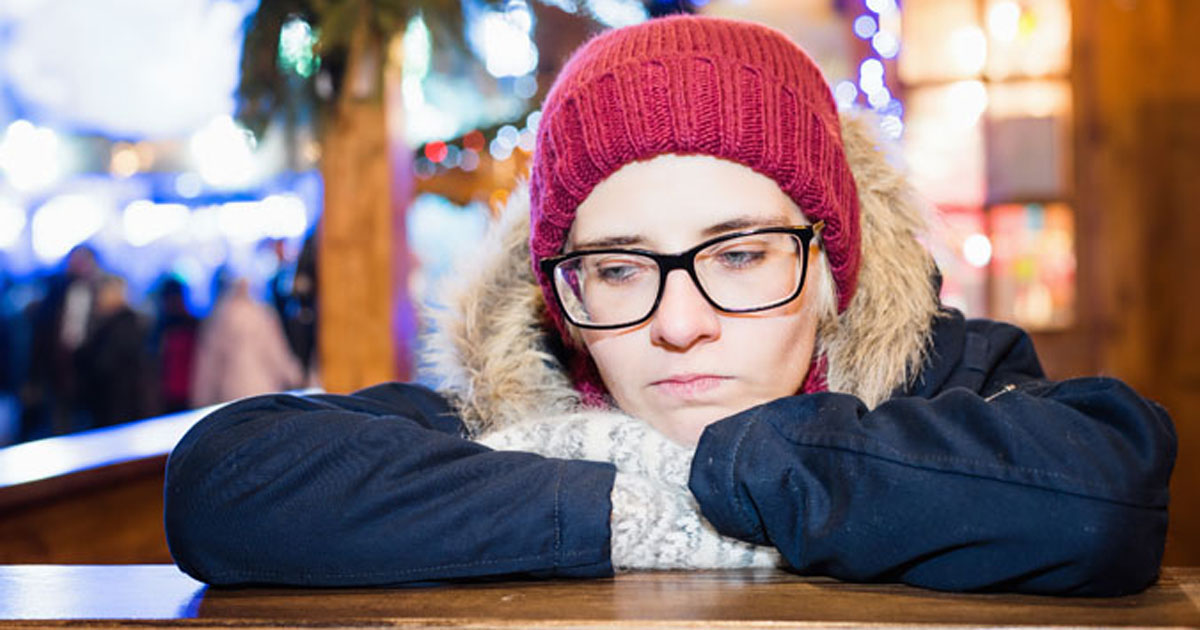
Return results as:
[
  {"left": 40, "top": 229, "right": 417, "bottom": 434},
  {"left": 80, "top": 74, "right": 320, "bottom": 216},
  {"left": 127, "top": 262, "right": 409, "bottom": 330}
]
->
[
  {"left": 700, "top": 215, "right": 793, "bottom": 236},
  {"left": 569, "top": 213, "right": 796, "bottom": 252}
]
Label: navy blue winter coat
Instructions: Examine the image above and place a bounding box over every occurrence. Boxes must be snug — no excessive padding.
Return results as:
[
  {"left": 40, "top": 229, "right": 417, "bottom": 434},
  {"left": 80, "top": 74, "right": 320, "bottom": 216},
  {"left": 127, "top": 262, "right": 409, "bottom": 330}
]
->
[{"left": 163, "top": 309, "right": 1174, "bottom": 595}]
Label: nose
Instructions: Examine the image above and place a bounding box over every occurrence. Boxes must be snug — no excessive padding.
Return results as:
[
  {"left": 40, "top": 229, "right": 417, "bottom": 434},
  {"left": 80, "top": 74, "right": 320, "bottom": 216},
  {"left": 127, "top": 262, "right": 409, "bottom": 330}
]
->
[{"left": 649, "top": 269, "right": 720, "bottom": 350}]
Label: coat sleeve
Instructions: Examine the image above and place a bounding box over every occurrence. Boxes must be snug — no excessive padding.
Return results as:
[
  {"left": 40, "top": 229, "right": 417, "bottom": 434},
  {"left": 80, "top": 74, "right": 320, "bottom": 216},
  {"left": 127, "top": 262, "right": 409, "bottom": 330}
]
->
[
  {"left": 689, "top": 320, "right": 1176, "bottom": 596},
  {"left": 164, "top": 382, "right": 616, "bottom": 586}
]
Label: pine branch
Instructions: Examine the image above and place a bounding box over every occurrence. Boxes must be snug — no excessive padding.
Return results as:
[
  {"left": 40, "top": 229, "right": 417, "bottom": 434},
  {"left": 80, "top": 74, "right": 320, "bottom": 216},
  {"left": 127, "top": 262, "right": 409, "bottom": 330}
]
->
[{"left": 236, "top": 0, "right": 563, "bottom": 142}]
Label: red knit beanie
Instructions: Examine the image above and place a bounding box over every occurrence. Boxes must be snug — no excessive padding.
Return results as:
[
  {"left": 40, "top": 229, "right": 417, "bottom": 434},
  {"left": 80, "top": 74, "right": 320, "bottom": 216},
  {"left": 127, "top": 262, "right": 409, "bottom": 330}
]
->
[{"left": 529, "top": 15, "right": 861, "bottom": 405}]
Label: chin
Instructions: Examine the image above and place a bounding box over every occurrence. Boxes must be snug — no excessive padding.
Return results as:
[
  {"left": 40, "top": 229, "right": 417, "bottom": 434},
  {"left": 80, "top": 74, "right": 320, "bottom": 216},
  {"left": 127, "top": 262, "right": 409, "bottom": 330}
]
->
[{"left": 651, "top": 405, "right": 735, "bottom": 446}]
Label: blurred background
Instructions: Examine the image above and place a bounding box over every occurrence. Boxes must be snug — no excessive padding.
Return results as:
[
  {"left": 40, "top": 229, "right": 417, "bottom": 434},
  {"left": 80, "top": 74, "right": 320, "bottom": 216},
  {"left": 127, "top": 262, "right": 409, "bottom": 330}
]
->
[{"left": 0, "top": 0, "right": 1195, "bottom": 564}]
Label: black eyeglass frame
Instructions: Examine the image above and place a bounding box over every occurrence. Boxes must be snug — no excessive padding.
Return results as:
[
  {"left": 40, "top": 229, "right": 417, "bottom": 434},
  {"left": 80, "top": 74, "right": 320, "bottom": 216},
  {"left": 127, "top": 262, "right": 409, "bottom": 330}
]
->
[{"left": 540, "top": 221, "right": 825, "bottom": 330}]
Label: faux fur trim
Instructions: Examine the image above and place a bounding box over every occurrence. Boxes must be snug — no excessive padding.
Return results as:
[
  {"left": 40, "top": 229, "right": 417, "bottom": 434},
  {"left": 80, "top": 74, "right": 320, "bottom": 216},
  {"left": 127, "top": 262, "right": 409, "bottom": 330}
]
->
[
  {"left": 420, "top": 189, "right": 580, "bottom": 436},
  {"left": 420, "top": 109, "right": 940, "bottom": 433},
  {"left": 823, "top": 111, "right": 940, "bottom": 407}
]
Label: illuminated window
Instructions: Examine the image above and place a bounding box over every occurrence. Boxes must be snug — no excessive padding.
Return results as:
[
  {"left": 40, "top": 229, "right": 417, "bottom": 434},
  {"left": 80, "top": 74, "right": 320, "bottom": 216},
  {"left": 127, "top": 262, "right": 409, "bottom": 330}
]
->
[
  {"left": 900, "top": 0, "right": 1074, "bottom": 331},
  {"left": 904, "top": 82, "right": 987, "bottom": 207},
  {"left": 984, "top": 0, "right": 1070, "bottom": 80},
  {"left": 986, "top": 80, "right": 1072, "bottom": 202},
  {"left": 989, "top": 203, "right": 1075, "bottom": 330},
  {"left": 899, "top": 0, "right": 985, "bottom": 83}
]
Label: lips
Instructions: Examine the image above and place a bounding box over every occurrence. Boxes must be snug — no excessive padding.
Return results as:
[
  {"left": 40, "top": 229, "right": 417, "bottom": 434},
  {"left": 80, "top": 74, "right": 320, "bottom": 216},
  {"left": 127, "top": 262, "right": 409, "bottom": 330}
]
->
[{"left": 650, "top": 374, "right": 730, "bottom": 399}]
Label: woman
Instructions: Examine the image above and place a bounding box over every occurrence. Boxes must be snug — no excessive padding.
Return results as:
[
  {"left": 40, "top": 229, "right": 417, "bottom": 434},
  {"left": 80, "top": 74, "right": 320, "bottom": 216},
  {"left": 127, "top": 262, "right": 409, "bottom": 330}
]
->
[
  {"left": 164, "top": 15, "right": 1174, "bottom": 595},
  {"left": 190, "top": 277, "right": 303, "bottom": 407}
]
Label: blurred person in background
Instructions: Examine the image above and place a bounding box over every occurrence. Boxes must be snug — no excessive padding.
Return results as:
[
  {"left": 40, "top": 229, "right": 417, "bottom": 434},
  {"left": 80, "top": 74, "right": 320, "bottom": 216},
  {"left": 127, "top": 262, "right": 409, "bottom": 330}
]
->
[
  {"left": 265, "top": 234, "right": 320, "bottom": 386},
  {"left": 149, "top": 276, "right": 200, "bottom": 415},
  {"left": 0, "top": 271, "right": 29, "bottom": 445},
  {"left": 190, "top": 276, "right": 302, "bottom": 407},
  {"left": 265, "top": 239, "right": 293, "bottom": 337},
  {"left": 290, "top": 230, "right": 319, "bottom": 384},
  {"left": 75, "top": 274, "right": 151, "bottom": 428},
  {"left": 21, "top": 244, "right": 103, "bottom": 439}
]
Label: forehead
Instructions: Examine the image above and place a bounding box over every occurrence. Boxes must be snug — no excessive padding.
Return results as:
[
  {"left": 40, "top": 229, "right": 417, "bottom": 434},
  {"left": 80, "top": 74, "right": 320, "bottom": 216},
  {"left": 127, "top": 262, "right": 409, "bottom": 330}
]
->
[{"left": 568, "top": 154, "right": 802, "bottom": 250}]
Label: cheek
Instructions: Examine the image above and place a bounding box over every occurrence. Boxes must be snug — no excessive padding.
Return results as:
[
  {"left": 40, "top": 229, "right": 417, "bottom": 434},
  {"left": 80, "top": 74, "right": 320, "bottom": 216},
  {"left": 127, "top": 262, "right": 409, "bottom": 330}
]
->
[
  {"left": 735, "top": 283, "right": 821, "bottom": 392},
  {"left": 729, "top": 311, "right": 816, "bottom": 386},
  {"left": 782, "top": 315, "right": 819, "bottom": 385},
  {"left": 579, "top": 329, "right": 644, "bottom": 395}
]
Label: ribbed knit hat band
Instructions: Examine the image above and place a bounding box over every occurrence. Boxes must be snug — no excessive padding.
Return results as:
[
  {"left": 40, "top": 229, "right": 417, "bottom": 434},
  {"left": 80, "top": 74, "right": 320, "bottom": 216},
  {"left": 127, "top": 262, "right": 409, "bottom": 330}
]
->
[{"left": 528, "top": 15, "right": 861, "bottom": 404}]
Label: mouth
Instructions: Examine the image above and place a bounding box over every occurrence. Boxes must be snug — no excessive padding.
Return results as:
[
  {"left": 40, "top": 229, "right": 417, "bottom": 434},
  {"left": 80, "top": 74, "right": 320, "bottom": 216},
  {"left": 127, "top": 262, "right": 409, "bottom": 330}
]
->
[{"left": 650, "top": 374, "right": 731, "bottom": 399}]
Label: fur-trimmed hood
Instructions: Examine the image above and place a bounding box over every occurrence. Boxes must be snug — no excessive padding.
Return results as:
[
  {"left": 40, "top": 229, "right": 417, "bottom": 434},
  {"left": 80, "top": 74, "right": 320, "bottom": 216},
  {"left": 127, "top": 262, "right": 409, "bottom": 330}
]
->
[{"left": 423, "top": 111, "right": 940, "bottom": 437}]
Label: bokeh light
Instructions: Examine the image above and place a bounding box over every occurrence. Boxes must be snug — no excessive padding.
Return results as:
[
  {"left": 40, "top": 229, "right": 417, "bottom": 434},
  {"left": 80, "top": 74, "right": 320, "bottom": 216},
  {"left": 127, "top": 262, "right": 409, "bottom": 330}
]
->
[
  {"left": 854, "top": 15, "right": 878, "bottom": 39},
  {"left": 31, "top": 194, "right": 107, "bottom": 263},
  {"left": 834, "top": 81, "right": 859, "bottom": 109},
  {"left": 478, "top": 9, "right": 538, "bottom": 78},
  {"left": 949, "top": 26, "right": 988, "bottom": 76},
  {"left": 0, "top": 199, "right": 27, "bottom": 250},
  {"left": 586, "top": 0, "right": 648, "bottom": 28},
  {"left": 0, "top": 120, "right": 65, "bottom": 192},
  {"left": 109, "top": 143, "right": 140, "bottom": 178},
  {"left": 866, "top": 0, "right": 898, "bottom": 16},
  {"left": 279, "top": 16, "right": 319, "bottom": 78},
  {"left": 963, "top": 233, "right": 993, "bottom": 268},
  {"left": 872, "top": 31, "right": 900, "bottom": 58},
  {"left": 215, "top": 195, "right": 308, "bottom": 244},
  {"left": 987, "top": 1, "right": 1022, "bottom": 43},
  {"left": 189, "top": 115, "right": 257, "bottom": 188},
  {"left": 122, "top": 200, "right": 189, "bottom": 247}
]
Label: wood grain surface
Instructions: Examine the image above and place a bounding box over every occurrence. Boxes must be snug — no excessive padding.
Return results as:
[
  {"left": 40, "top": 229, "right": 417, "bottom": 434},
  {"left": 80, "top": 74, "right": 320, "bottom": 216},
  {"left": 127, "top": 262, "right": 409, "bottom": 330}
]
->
[
  {"left": 1070, "top": 0, "right": 1200, "bottom": 566},
  {"left": 0, "top": 565, "right": 1195, "bottom": 628},
  {"left": 0, "top": 409, "right": 210, "bottom": 564}
]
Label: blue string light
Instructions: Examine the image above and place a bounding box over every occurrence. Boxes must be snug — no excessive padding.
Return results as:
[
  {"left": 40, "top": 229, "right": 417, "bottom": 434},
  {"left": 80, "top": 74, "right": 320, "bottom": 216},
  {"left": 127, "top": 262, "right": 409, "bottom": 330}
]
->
[{"left": 853, "top": 0, "right": 904, "bottom": 139}]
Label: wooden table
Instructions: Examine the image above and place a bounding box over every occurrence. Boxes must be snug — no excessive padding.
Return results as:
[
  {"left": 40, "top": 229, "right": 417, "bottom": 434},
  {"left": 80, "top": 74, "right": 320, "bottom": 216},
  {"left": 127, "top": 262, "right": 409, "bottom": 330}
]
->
[
  {"left": 0, "top": 565, "right": 1196, "bottom": 629},
  {"left": 0, "top": 396, "right": 301, "bottom": 564},
  {"left": 0, "top": 411, "right": 200, "bottom": 564}
]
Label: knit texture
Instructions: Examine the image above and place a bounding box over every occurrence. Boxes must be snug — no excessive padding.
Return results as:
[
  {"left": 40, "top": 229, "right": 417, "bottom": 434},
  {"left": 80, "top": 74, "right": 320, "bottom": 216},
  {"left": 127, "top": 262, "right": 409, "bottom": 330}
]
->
[
  {"left": 477, "top": 410, "right": 781, "bottom": 570},
  {"left": 528, "top": 15, "right": 861, "bottom": 405}
]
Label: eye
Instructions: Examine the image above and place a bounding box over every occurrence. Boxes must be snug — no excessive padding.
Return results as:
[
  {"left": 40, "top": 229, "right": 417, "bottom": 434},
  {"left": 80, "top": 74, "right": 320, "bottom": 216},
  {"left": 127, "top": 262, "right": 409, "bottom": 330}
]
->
[
  {"left": 588, "top": 256, "right": 652, "bottom": 284},
  {"left": 708, "top": 240, "right": 769, "bottom": 270},
  {"left": 717, "top": 249, "right": 764, "bottom": 268}
]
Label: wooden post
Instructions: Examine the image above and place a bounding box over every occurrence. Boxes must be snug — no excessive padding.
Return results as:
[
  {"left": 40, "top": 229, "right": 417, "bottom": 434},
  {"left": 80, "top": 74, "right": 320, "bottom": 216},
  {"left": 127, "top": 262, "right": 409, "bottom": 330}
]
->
[
  {"left": 317, "top": 11, "right": 404, "bottom": 393},
  {"left": 1072, "top": 0, "right": 1200, "bottom": 564}
]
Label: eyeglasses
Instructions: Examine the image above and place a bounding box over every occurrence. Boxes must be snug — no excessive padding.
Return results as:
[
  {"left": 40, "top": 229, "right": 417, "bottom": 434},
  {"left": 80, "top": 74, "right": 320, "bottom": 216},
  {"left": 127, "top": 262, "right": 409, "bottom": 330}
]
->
[{"left": 541, "top": 222, "right": 823, "bottom": 329}]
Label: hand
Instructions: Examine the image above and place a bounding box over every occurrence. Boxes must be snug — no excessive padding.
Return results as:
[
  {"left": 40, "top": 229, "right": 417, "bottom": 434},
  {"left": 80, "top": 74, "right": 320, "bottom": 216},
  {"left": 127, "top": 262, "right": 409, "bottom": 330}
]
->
[
  {"left": 610, "top": 471, "right": 781, "bottom": 570},
  {"left": 477, "top": 410, "right": 691, "bottom": 489}
]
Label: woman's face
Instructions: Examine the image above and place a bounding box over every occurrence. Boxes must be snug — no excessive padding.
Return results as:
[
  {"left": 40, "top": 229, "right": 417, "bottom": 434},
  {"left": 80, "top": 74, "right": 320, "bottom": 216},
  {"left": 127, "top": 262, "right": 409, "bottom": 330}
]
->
[{"left": 568, "top": 154, "right": 822, "bottom": 446}]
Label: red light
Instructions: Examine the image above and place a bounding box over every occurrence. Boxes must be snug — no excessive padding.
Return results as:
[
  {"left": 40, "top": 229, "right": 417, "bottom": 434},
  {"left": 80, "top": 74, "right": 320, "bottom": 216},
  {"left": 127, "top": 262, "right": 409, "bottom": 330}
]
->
[
  {"left": 463, "top": 130, "right": 485, "bottom": 152},
  {"left": 424, "top": 141, "right": 448, "bottom": 163}
]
